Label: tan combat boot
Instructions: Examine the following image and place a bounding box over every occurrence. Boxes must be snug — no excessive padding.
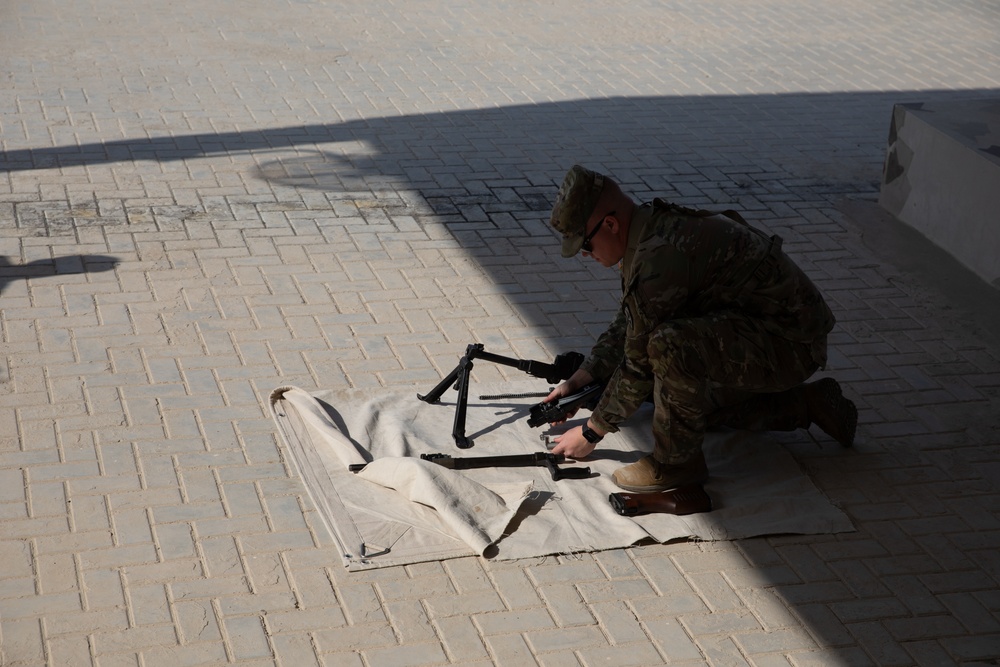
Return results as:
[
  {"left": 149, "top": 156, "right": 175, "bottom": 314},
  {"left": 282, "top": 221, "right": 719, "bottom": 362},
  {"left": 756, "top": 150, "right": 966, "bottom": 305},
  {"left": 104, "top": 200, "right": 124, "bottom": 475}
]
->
[
  {"left": 804, "top": 377, "right": 858, "bottom": 447},
  {"left": 612, "top": 453, "right": 709, "bottom": 493}
]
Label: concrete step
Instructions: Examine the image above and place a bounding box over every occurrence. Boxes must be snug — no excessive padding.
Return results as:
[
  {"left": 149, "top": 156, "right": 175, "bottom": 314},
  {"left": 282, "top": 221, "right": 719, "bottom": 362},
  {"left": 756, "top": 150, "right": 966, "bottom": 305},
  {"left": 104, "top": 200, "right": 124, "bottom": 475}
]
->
[{"left": 879, "top": 98, "right": 1000, "bottom": 288}]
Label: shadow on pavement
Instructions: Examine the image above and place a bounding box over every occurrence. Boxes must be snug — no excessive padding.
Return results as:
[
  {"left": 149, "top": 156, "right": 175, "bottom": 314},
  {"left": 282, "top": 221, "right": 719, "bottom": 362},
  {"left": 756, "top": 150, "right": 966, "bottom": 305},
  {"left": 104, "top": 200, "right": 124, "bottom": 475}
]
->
[
  {"left": 4, "top": 90, "right": 997, "bottom": 190},
  {"left": 6, "top": 89, "right": 996, "bottom": 347},
  {"left": 0, "top": 255, "right": 119, "bottom": 295}
]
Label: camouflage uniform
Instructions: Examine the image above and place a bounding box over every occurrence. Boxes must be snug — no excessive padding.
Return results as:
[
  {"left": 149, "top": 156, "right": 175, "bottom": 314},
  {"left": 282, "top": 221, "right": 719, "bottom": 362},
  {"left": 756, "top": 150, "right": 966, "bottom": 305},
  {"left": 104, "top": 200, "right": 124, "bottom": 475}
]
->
[{"left": 567, "top": 191, "right": 835, "bottom": 466}]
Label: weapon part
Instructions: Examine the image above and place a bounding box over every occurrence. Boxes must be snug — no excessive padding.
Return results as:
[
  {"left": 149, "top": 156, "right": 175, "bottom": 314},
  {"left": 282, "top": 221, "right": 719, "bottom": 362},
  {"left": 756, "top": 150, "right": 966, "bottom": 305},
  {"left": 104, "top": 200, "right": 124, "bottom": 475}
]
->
[
  {"left": 478, "top": 391, "right": 551, "bottom": 400},
  {"left": 417, "top": 343, "right": 586, "bottom": 448},
  {"left": 527, "top": 381, "right": 605, "bottom": 428},
  {"left": 608, "top": 484, "right": 712, "bottom": 516},
  {"left": 420, "top": 452, "right": 591, "bottom": 481}
]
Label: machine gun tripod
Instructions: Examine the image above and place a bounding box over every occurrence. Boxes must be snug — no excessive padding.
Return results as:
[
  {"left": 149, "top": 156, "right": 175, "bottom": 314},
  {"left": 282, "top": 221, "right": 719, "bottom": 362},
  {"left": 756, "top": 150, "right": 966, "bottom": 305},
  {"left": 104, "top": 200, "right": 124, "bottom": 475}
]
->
[{"left": 417, "top": 343, "right": 584, "bottom": 448}]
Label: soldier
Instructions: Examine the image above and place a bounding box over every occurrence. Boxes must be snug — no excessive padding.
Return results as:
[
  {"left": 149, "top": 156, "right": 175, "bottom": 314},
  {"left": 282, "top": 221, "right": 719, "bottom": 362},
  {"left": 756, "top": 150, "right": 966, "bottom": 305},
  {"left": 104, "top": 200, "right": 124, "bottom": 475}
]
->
[{"left": 545, "top": 165, "right": 858, "bottom": 492}]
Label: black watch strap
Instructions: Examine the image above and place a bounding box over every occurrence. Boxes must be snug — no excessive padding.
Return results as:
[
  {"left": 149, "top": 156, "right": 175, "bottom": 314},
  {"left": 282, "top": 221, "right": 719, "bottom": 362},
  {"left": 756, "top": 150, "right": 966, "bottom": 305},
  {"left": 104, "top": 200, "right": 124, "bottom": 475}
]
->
[{"left": 581, "top": 426, "right": 604, "bottom": 444}]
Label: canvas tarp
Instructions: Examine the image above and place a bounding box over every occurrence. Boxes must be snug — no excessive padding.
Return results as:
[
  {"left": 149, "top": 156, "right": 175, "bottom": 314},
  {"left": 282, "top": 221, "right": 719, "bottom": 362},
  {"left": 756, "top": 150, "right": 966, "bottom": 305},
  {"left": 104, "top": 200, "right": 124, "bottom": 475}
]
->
[{"left": 270, "top": 381, "right": 854, "bottom": 570}]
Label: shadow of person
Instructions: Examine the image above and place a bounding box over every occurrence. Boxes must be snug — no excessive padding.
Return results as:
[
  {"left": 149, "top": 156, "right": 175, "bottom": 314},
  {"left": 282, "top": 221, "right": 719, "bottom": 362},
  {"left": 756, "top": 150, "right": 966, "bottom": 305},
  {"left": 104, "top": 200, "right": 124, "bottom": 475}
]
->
[{"left": 0, "top": 255, "right": 119, "bottom": 295}]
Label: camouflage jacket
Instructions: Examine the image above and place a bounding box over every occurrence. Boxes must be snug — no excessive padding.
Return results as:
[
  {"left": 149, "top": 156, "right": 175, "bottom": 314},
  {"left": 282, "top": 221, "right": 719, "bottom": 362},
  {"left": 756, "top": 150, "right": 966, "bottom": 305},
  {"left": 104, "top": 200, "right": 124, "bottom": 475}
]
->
[{"left": 581, "top": 200, "right": 836, "bottom": 433}]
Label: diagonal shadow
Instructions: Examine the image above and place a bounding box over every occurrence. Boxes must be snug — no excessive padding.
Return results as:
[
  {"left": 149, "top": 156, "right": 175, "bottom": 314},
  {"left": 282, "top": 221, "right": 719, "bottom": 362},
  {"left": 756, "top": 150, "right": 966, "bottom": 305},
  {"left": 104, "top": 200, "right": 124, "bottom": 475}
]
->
[
  {"left": 3, "top": 90, "right": 995, "bottom": 186},
  {"left": 6, "top": 91, "right": 996, "bottom": 347}
]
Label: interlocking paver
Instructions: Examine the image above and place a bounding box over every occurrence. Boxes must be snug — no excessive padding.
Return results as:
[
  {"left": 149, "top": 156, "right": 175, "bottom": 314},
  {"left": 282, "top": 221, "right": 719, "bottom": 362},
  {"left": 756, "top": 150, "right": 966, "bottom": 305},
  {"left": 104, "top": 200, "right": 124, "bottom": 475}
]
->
[
  {"left": 271, "top": 633, "right": 323, "bottom": 667},
  {"left": 579, "top": 640, "right": 666, "bottom": 667},
  {"left": 485, "top": 567, "right": 544, "bottom": 610},
  {"left": 685, "top": 571, "right": 747, "bottom": 612},
  {"left": 384, "top": 600, "right": 437, "bottom": 644},
  {"left": 482, "top": 633, "right": 540, "bottom": 666},
  {"left": 474, "top": 607, "right": 558, "bottom": 636},
  {"left": 313, "top": 622, "right": 397, "bottom": 652},
  {"left": 535, "top": 584, "right": 595, "bottom": 628},
  {"left": 224, "top": 614, "right": 272, "bottom": 661},
  {"left": 737, "top": 626, "right": 818, "bottom": 655},
  {"left": 576, "top": 578, "right": 658, "bottom": 604},
  {"left": 847, "top": 620, "right": 920, "bottom": 666},
  {"left": 735, "top": 587, "right": 799, "bottom": 631}
]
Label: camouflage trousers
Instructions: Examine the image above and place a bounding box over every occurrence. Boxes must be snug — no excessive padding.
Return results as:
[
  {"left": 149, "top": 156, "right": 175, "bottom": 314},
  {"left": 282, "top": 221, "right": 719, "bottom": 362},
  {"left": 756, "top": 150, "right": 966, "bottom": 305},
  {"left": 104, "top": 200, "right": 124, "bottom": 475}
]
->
[{"left": 647, "top": 311, "right": 827, "bottom": 465}]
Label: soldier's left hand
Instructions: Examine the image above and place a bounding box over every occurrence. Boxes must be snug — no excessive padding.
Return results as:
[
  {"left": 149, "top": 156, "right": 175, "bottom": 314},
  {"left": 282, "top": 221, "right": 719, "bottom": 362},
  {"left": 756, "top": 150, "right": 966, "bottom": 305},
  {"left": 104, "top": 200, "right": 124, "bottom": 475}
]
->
[{"left": 550, "top": 426, "right": 597, "bottom": 459}]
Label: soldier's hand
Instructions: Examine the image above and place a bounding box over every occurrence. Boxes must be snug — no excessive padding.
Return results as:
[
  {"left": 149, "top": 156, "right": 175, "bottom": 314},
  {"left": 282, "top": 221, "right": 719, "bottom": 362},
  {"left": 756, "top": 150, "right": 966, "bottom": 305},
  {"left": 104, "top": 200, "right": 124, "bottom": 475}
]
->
[
  {"left": 550, "top": 426, "right": 597, "bottom": 460},
  {"left": 543, "top": 369, "right": 594, "bottom": 425}
]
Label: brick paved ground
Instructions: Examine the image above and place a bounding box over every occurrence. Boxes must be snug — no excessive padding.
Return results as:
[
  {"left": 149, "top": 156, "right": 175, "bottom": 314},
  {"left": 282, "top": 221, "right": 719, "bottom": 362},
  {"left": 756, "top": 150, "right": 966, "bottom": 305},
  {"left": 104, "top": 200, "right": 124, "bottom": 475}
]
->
[{"left": 2, "top": 0, "right": 1000, "bottom": 665}]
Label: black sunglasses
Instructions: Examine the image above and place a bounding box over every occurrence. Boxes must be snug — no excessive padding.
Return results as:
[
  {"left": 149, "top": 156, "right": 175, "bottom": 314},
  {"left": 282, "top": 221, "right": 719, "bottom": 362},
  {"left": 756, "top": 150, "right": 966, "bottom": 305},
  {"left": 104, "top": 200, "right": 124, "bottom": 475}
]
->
[{"left": 581, "top": 210, "right": 614, "bottom": 252}]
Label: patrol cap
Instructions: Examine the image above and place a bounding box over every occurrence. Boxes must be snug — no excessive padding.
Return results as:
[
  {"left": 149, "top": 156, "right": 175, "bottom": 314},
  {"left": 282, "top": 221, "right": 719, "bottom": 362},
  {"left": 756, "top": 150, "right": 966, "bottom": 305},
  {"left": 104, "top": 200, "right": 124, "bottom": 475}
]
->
[{"left": 550, "top": 165, "right": 606, "bottom": 258}]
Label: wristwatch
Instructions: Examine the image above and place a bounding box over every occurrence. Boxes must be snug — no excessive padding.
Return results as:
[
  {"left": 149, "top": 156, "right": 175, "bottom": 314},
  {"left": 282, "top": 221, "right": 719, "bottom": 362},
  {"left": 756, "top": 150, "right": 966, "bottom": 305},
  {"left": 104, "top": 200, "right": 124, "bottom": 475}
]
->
[{"left": 581, "top": 426, "right": 604, "bottom": 444}]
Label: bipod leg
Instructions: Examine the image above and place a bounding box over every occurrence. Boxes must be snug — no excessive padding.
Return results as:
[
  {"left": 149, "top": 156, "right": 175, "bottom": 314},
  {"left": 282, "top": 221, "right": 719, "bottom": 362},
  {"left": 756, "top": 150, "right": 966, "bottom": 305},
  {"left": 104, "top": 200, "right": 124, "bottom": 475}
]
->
[
  {"left": 417, "top": 343, "right": 483, "bottom": 404},
  {"left": 416, "top": 363, "right": 461, "bottom": 404},
  {"left": 452, "top": 356, "right": 473, "bottom": 448}
]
